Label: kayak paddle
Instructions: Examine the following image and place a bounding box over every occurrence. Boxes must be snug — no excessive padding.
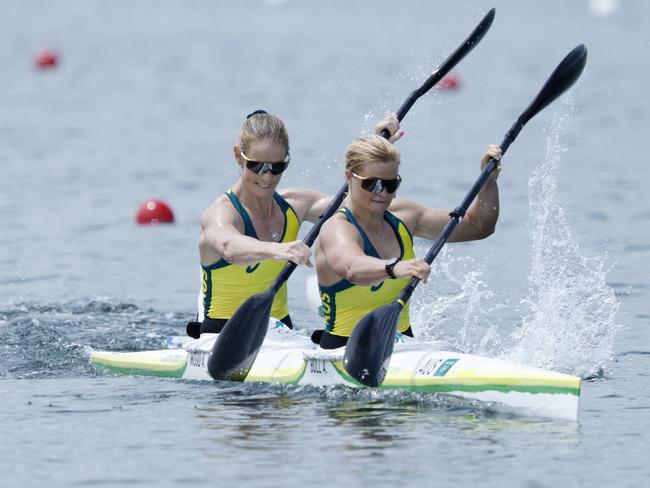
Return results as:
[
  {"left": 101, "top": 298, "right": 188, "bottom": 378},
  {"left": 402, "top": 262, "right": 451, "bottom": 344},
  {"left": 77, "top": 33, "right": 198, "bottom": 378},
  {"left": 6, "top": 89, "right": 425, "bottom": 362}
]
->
[
  {"left": 343, "top": 44, "right": 588, "bottom": 387},
  {"left": 208, "top": 8, "right": 497, "bottom": 382}
]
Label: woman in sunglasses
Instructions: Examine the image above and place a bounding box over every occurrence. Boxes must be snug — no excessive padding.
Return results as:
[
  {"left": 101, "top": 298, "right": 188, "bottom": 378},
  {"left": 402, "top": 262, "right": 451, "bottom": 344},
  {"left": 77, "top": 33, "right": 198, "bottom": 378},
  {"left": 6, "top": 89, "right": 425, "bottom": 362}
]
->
[
  {"left": 191, "top": 111, "right": 402, "bottom": 337},
  {"left": 314, "top": 135, "right": 502, "bottom": 349}
]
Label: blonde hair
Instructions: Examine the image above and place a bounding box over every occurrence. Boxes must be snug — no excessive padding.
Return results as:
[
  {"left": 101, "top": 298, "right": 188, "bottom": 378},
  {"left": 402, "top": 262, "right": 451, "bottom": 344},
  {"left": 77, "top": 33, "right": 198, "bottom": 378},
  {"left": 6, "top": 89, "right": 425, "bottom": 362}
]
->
[
  {"left": 345, "top": 135, "right": 400, "bottom": 173},
  {"left": 237, "top": 113, "right": 289, "bottom": 154}
]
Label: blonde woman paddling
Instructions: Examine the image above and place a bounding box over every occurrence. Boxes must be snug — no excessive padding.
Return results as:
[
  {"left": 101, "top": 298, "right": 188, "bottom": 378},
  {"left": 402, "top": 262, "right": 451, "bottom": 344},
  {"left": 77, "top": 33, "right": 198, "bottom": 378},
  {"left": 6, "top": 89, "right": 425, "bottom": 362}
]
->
[{"left": 314, "top": 135, "right": 501, "bottom": 349}]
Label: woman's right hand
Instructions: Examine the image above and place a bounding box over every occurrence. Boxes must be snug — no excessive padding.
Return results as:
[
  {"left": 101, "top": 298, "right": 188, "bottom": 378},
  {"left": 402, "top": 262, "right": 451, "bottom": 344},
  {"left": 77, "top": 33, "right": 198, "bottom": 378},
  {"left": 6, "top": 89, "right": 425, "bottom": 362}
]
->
[
  {"left": 374, "top": 112, "right": 404, "bottom": 143},
  {"left": 393, "top": 258, "right": 431, "bottom": 283},
  {"left": 480, "top": 144, "right": 502, "bottom": 182},
  {"left": 273, "top": 240, "right": 313, "bottom": 267}
]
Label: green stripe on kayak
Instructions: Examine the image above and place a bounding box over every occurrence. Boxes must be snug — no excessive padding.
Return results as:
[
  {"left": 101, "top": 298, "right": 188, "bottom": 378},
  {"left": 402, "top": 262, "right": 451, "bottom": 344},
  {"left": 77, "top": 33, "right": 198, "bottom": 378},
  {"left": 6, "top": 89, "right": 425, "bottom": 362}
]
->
[
  {"left": 330, "top": 361, "right": 580, "bottom": 396},
  {"left": 400, "top": 383, "right": 580, "bottom": 396}
]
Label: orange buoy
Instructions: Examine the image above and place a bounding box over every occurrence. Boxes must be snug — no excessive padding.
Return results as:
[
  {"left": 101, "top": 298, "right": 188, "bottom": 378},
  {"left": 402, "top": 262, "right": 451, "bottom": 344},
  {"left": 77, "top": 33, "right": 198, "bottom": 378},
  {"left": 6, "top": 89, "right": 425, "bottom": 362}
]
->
[
  {"left": 439, "top": 73, "right": 460, "bottom": 90},
  {"left": 35, "top": 49, "right": 59, "bottom": 69},
  {"left": 135, "top": 200, "right": 175, "bottom": 225}
]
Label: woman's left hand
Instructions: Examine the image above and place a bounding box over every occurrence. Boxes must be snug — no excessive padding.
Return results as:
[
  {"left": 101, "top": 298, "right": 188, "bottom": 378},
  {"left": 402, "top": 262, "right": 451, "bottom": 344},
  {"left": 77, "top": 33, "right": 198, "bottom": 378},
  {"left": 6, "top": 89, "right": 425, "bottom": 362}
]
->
[
  {"left": 375, "top": 112, "right": 404, "bottom": 143},
  {"left": 480, "top": 144, "right": 503, "bottom": 182}
]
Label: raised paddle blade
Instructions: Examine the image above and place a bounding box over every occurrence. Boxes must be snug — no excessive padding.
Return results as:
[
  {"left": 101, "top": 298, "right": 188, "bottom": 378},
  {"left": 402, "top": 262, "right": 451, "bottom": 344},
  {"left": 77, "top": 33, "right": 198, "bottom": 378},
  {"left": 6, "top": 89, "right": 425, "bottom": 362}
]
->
[
  {"left": 207, "top": 289, "right": 275, "bottom": 381},
  {"left": 416, "top": 7, "right": 495, "bottom": 97},
  {"left": 381, "top": 8, "right": 496, "bottom": 138},
  {"left": 520, "top": 44, "right": 588, "bottom": 125},
  {"left": 343, "top": 301, "right": 404, "bottom": 387}
]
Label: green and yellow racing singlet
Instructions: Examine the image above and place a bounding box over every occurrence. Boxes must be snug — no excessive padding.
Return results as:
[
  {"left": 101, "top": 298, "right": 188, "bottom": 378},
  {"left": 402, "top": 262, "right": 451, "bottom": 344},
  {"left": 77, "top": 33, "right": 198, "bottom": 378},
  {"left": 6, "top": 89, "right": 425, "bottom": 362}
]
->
[
  {"left": 202, "top": 190, "right": 299, "bottom": 320},
  {"left": 318, "top": 208, "right": 416, "bottom": 337}
]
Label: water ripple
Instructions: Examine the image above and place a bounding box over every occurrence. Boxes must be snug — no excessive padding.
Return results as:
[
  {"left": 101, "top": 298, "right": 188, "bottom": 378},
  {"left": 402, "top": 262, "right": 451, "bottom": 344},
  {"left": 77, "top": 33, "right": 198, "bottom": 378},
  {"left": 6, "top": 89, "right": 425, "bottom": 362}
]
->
[{"left": 0, "top": 299, "right": 187, "bottom": 379}]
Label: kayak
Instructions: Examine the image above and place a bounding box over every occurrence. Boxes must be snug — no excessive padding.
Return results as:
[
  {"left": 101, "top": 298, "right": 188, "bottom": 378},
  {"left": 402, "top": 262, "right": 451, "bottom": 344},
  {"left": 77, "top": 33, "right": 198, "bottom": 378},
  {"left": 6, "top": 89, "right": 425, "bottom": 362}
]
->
[{"left": 90, "top": 319, "right": 581, "bottom": 421}]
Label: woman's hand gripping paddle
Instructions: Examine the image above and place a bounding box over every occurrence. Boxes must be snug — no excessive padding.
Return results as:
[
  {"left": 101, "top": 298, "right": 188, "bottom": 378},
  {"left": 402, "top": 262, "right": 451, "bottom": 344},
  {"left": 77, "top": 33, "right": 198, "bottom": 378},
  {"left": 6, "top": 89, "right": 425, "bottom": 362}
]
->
[
  {"left": 343, "top": 44, "right": 588, "bottom": 387},
  {"left": 207, "top": 9, "right": 497, "bottom": 382}
]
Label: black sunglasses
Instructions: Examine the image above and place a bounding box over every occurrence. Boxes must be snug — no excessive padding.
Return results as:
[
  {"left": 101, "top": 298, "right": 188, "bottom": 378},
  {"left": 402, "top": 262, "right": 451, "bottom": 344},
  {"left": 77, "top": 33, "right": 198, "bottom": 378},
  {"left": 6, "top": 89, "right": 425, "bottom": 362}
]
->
[
  {"left": 351, "top": 172, "right": 402, "bottom": 194},
  {"left": 240, "top": 151, "right": 290, "bottom": 175}
]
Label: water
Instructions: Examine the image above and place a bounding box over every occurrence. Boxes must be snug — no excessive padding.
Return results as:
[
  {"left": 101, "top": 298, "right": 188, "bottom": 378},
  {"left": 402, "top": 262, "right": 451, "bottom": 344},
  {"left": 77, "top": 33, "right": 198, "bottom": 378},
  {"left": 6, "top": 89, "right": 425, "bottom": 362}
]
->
[{"left": 1, "top": 0, "right": 649, "bottom": 486}]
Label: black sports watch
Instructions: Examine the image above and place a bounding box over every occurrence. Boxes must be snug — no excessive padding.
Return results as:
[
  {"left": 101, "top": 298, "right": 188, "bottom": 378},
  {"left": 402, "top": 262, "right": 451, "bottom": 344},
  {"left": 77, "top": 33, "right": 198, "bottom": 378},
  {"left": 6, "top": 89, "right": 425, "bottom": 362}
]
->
[{"left": 384, "top": 257, "right": 400, "bottom": 279}]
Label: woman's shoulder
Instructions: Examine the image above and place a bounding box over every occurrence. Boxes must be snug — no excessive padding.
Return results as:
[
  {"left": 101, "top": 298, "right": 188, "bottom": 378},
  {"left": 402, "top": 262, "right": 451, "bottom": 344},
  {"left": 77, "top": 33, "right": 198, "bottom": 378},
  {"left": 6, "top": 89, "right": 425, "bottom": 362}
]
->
[
  {"left": 388, "top": 196, "right": 420, "bottom": 212},
  {"left": 279, "top": 186, "right": 330, "bottom": 222},
  {"left": 387, "top": 197, "right": 424, "bottom": 229},
  {"left": 323, "top": 209, "right": 349, "bottom": 226},
  {"left": 204, "top": 192, "right": 233, "bottom": 213},
  {"left": 279, "top": 186, "right": 327, "bottom": 202},
  {"left": 200, "top": 193, "right": 239, "bottom": 227},
  {"left": 319, "top": 211, "right": 362, "bottom": 246}
]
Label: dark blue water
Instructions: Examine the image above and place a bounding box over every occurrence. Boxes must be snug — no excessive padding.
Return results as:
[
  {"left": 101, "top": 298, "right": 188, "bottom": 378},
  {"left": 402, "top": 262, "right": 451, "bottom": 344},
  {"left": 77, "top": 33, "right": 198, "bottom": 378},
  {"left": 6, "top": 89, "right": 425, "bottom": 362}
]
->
[{"left": 2, "top": 0, "right": 649, "bottom": 486}]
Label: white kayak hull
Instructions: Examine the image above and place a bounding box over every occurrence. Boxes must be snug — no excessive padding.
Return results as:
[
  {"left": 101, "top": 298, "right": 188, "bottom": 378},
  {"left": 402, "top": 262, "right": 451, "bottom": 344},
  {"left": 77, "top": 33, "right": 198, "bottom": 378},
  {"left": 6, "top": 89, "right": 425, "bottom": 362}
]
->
[{"left": 91, "top": 320, "right": 581, "bottom": 421}]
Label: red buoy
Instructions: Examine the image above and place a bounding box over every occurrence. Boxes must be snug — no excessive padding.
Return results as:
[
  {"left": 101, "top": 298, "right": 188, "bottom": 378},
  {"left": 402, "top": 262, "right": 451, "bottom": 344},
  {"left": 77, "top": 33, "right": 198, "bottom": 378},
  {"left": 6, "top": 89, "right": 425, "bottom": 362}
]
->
[
  {"left": 439, "top": 73, "right": 460, "bottom": 90},
  {"left": 35, "top": 50, "right": 59, "bottom": 69},
  {"left": 136, "top": 200, "right": 175, "bottom": 225}
]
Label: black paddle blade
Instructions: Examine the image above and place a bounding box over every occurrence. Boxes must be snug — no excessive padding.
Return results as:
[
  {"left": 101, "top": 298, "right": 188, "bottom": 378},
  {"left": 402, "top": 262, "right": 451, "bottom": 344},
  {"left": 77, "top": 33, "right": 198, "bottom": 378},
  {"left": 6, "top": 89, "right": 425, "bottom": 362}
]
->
[
  {"left": 343, "top": 302, "right": 404, "bottom": 387},
  {"left": 417, "top": 8, "right": 495, "bottom": 96},
  {"left": 207, "top": 289, "right": 275, "bottom": 381},
  {"left": 520, "top": 44, "right": 588, "bottom": 125},
  {"left": 384, "top": 8, "right": 496, "bottom": 137}
]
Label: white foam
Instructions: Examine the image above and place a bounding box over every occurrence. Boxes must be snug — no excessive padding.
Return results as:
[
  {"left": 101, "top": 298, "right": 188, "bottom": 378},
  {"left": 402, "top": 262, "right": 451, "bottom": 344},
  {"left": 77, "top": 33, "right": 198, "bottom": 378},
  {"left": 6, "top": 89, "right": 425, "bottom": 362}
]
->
[{"left": 502, "top": 96, "right": 620, "bottom": 377}]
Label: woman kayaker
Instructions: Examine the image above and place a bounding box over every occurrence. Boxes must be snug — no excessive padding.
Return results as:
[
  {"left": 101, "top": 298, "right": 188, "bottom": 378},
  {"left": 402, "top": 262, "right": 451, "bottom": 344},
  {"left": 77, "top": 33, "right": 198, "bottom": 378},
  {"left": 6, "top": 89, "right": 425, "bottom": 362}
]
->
[
  {"left": 314, "top": 134, "right": 502, "bottom": 349},
  {"left": 189, "top": 110, "right": 402, "bottom": 337}
]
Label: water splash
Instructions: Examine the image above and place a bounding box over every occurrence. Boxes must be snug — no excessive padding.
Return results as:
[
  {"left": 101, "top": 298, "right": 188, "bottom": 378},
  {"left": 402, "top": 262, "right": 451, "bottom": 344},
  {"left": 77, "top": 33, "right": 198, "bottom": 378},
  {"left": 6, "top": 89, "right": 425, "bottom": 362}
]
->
[
  {"left": 502, "top": 96, "right": 620, "bottom": 377},
  {"left": 410, "top": 93, "right": 619, "bottom": 378},
  {"left": 411, "top": 249, "right": 501, "bottom": 354}
]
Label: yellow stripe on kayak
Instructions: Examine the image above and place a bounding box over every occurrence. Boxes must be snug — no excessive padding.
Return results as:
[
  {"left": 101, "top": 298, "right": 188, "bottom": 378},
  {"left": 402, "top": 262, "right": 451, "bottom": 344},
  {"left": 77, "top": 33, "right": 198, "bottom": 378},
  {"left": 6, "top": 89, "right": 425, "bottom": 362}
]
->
[
  {"left": 91, "top": 350, "right": 188, "bottom": 377},
  {"left": 245, "top": 363, "right": 307, "bottom": 384}
]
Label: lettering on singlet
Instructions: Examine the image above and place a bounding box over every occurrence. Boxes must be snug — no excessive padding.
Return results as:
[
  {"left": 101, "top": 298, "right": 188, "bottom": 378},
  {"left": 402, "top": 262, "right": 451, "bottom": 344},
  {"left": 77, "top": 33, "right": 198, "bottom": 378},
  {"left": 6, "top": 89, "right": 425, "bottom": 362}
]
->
[
  {"left": 246, "top": 263, "right": 260, "bottom": 273},
  {"left": 370, "top": 282, "right": 384, "bottom": 292}
]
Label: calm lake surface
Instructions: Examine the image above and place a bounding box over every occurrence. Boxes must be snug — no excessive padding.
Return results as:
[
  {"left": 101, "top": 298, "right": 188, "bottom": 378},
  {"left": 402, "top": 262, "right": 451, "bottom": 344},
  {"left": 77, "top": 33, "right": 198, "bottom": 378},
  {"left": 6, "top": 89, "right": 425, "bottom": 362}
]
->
[{"left": 1, "top": 1, "right": 649, "bottom": 486}]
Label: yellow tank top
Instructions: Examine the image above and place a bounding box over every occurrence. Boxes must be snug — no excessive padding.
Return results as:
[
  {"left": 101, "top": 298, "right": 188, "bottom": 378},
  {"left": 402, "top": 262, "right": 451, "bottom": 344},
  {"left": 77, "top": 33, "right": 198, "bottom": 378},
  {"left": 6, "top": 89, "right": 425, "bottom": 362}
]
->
[
  {"left": 318, "top": 208, "right": 416, "bottom": 337},
  {"left": 202, "top": 190, "right": 300, "bottom": 320}
]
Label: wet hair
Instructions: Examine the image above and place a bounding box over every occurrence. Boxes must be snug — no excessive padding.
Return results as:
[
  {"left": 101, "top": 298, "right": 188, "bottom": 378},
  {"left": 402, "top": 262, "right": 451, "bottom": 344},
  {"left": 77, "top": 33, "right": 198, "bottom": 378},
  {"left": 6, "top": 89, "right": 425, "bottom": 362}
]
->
[
  {"left": 237, "top": 111, "right": 290, "bottom": 154},
  {"left": 345, "top": 135, "right": 400, "bottom": 173}
]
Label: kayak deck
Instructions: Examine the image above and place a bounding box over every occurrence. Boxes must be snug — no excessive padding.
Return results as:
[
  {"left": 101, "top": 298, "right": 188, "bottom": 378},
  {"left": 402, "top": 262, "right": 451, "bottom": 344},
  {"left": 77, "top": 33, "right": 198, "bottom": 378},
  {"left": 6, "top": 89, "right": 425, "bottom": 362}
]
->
[{"left": 90, "top": 322, "right": 580, "bottom": 420}]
